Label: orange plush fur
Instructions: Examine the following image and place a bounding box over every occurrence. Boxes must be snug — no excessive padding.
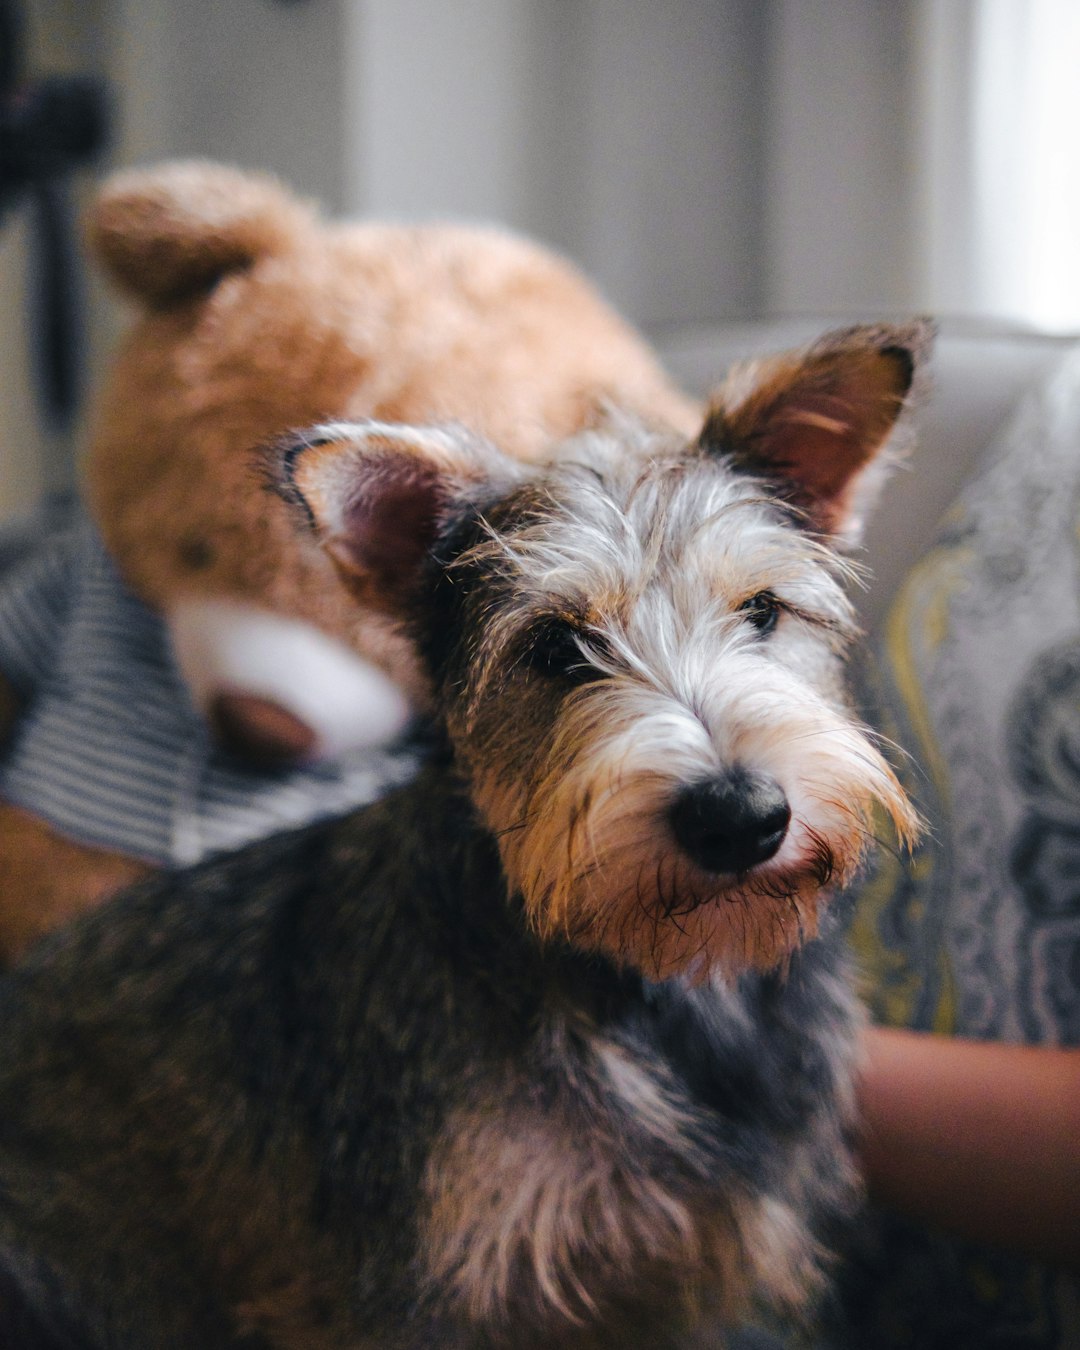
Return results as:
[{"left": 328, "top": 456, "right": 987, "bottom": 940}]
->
[{"left": 0, "top": 160, "right": 697, "bottom": 964}]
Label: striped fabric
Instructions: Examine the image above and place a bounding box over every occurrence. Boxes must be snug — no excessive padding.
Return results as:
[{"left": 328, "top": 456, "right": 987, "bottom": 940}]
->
[{"left": 0, "top": 512, "right": 418, "bottom": 867}]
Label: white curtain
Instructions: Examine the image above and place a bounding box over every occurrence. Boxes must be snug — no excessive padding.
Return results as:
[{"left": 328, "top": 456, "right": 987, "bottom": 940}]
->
[{"left": 917, "top": 0, "right": 1080, "bottom": 331}]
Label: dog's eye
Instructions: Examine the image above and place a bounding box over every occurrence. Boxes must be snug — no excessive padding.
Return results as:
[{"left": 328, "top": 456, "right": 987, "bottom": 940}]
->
[
  {"left": 526, "top": 617, "right": 606, "bottom": 684},
  {"left": 738, "top": 591, "right": 781, "bottom": 636}
]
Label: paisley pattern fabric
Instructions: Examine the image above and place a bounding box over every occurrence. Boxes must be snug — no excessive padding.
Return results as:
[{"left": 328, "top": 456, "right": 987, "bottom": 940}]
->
[{"left": 838, "top": 347, "right": 1080, "bottom": 1347}]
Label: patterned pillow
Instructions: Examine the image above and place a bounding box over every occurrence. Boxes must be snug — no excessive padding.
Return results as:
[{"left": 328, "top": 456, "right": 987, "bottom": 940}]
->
[
  {"left": 840, "top": 345, "right": 1080, "bottom": 1348},
  {"left": 852, "top": 345, "right": 1080, "bottom": 1046}
]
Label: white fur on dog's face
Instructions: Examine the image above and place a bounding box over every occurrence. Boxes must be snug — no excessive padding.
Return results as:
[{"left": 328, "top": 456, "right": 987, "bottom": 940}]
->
[{"left": 452, "top": 425, "right": 916, "bottom": 979}]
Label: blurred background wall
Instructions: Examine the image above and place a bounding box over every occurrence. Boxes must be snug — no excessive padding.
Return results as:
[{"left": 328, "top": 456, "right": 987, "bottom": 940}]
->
[{"left": 2, "top": 0, "right": 1078, "bottom": 518}]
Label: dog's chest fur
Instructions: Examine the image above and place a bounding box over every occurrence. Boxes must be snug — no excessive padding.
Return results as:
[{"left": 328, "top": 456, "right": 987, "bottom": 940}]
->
[
  {"left": 0, "top": 774, "right": 857, "bottom": 1349},
  {"left": 202, "top": 776, "right": 858, "bottom": 1347},
  {"left": 418, "top": 972, "right": 857, "bottom": 1348}
]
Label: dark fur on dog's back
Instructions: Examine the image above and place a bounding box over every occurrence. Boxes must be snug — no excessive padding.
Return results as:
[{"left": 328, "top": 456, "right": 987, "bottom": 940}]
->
[
  {"left": 0, "top": 323, "right": 928, "bottom": 1348},
  {"left": 0, "top": 762, "right": 855, "bottom": 1348}
]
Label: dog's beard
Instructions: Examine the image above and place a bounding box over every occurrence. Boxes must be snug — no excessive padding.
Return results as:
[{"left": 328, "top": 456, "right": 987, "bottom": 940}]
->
[{"left": 476, "top": 673, "right": 915, "bottom": 981}]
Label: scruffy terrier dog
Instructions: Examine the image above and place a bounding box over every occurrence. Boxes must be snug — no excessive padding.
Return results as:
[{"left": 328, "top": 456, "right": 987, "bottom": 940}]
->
[{"left": 0, "top": 324, "right": 924, "bottom": 1349}]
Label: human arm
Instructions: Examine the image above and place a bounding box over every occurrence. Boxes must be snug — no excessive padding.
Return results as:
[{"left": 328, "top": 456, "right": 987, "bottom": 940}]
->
[{"left": 856, "top": 1024, "right": 1080, "bottom": 1271}]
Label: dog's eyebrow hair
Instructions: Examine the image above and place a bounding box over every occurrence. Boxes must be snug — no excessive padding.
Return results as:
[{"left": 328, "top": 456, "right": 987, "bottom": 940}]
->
[
  {"left": 518, "top": 606, "right": 621, "bottom": 655},
  {"left": 771, "top": 598, "right": 857, "bottom": 640}
]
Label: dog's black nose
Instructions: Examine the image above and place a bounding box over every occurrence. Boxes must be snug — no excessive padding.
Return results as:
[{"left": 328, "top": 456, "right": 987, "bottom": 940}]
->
[{"left": 669, "top": 769, "right": 790, "bottom": 874}]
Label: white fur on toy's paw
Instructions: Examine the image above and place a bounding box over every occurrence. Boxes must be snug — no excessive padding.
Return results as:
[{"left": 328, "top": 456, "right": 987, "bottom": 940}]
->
[{"left": 168, "top": 599, "right": 413, "bottom": 766}]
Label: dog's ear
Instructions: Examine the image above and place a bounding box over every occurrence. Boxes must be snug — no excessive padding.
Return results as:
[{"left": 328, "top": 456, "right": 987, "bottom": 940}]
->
[
  {"left": 88, "top": 160, "right": 315, "bottom": 307},
  {"left": 699, "top": 321, "right": 933, "bottom": 539},
  {"left": 265, "top": 421, "right": 517, "bottom": 610}
]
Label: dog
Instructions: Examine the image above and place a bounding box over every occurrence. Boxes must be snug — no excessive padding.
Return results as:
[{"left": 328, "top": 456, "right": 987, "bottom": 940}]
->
[{"left": 0, "top": 322, "right": 925, "bottom": 1349}]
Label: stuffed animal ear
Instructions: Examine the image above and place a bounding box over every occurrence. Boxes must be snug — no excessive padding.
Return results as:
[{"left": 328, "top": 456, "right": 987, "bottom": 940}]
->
[
  {"left": 700, "top": 321, "right": 933, "bottom": 539},
  {"left": 266, "top": 421, "right": 519, "bottom": 611},
  {"left": 87, "top": 160, "right": 316, "bottom": 307}
]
